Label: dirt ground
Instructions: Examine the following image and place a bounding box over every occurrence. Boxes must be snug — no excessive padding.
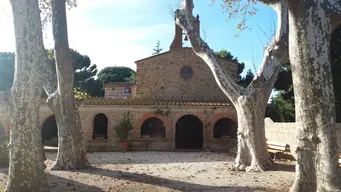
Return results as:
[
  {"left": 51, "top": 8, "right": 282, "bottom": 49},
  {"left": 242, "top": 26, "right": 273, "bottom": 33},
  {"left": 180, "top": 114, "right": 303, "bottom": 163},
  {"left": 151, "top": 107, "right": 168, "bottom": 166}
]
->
[{"left": 0, "top": 151, "right": 295, "bottom": 192}]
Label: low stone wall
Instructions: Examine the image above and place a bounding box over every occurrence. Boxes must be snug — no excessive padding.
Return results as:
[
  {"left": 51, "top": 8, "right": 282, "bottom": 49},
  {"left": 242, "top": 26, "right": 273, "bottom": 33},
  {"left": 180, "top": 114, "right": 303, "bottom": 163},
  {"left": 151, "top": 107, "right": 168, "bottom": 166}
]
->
[{"left": 264, "top": 117, "right": 341, "bottom": 154}]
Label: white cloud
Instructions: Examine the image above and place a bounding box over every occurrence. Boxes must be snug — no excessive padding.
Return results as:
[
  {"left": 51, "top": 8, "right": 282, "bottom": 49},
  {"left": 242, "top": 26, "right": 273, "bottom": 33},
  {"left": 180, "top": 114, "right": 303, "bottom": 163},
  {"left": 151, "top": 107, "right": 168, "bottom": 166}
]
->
[
  {"left": 0, "top": 1, "right": 14, "bottom": 52},
  {"left": 0, "top": 0, "right": 174, "bottom": 72}
]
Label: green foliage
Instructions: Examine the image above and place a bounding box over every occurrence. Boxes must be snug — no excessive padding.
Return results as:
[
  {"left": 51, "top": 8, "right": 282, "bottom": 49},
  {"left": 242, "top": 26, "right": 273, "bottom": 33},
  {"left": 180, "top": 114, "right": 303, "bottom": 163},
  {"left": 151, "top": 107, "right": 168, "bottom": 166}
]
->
[
  {"left": 152, "top": 40, "right": 163, "bottom": 55},
  {"left": 215, "top": 49, "right": 239, "bottom": 62},
  {"left": 214, "top": 49, "right": 253, "bottom": 87},
  {"left": 0, "top": 49, "right": 104, "bottom": 97},
  {"left": 266, "top": 96, "right": 295, "bottom": 122},
  {"left": 267, "top": 28, "right": 341, "bottom": 122},
  {"left": 73, "top": 88, "right": 88, "bottom": 100},
  {"left": 154, "top": 107, "right": 171, "bottom": 116},
  {"left": 239, "top": 69, "right": 254, "bottom": 88},
  {"left": 48, "top": 49, "right": 101, "bottom": 96},
  {"left": 114, "top": 111, "right": 134, "bottom": 141},
  {"left": 97, "top": 66, "right": 136, "bottom": 85},
  {"left": 124, "top": 71, "right": 136, "bottom": 83}
]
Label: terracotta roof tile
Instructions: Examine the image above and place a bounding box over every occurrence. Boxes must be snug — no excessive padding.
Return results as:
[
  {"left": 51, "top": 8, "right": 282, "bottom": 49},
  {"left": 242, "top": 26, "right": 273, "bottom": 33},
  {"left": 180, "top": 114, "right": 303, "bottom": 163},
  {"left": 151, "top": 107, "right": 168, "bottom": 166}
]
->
[
  {"left": 58, "top": 98, "right": 232, "bottom": 106},
  {"left": 40, "top": 97, "right": 232, "bottom": 106},
  {"left": 104, "top": 82, "right": 136, "bottom": 87}
]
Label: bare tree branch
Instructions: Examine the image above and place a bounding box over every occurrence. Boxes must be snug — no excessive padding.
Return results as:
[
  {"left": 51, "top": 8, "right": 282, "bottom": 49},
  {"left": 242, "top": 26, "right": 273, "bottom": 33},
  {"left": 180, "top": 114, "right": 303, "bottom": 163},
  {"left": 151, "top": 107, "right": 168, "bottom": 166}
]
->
[
  {"left": 176, "top": 0, "right": 244, "bottom": 103},
  {"left": 175, "top": 0, "right": 288, "bottom": 104},
  {"left": 246, "top": 1, "right": 289, "bottom": 95},
  {"left": 41, "top": 53, "right": 57, "bottom": 96}
]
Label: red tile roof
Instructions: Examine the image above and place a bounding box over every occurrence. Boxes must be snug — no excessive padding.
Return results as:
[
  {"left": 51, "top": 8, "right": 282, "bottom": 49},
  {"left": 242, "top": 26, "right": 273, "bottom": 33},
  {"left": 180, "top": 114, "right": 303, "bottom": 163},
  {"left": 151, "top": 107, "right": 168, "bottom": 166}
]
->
[{"left": 66, "top": 98, "right": 232, "bottom": 106}]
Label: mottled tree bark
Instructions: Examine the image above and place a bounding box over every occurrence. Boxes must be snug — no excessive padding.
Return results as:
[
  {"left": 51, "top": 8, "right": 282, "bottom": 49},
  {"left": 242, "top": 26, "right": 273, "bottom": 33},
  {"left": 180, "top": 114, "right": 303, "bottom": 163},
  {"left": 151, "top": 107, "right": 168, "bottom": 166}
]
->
[
  {"left": 0, "top": 92, "right": 9, "bottom": 167},
  {"left": 47, "top": 0, "right": 89, "bottom": 170},
  {"left": 175, "top": 0, "right": 288, "bottom": 171},
  {"left": 0, "top": 130, "right": 9, "bottom": 168},
  {"left": 288, "top": 1, "right": 341, "bottom": 191},
  {"left": 5, "top": 0, "right": 48, "bottom": 191}
]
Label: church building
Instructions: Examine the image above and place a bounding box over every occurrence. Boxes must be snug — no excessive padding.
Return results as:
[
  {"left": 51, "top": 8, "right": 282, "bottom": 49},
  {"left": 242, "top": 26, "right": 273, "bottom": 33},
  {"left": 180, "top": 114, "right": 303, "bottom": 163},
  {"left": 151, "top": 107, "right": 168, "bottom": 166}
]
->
[{"left": 0, "top": 15, "right": 239, "bottom": 152}]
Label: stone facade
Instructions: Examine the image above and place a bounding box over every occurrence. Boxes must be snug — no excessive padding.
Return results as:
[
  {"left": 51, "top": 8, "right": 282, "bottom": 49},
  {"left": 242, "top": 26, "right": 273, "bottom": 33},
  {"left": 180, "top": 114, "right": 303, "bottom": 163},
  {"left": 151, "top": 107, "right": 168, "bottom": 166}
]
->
[
  {"left": 135, "top": 48, "right": 238, "bottom": 101},
  {"left": 0, "top": 100, "right": 238, "bottom": 152},
  {"left": 134, "top": 15, "right": 238, "bottom": 101},
  {"left": 0, "top": 14, "right": 241, "bottom": 153},
  {"left": 104, "top": 82, "right": 136, "bottom": 99}
]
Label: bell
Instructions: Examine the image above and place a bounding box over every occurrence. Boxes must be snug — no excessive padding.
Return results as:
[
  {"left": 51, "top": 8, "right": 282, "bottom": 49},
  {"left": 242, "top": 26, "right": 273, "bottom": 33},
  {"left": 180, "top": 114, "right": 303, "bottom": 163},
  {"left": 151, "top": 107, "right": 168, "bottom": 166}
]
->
[{"left": 184, "top": 35, "right": 188, "bottom": 41}]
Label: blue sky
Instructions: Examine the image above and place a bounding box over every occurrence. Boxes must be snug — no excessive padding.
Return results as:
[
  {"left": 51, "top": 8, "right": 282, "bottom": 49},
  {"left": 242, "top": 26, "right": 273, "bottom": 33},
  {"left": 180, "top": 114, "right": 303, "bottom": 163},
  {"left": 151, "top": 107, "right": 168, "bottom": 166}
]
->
[{"left": 0, "top": 0, "right": 277, "bottom": 77}]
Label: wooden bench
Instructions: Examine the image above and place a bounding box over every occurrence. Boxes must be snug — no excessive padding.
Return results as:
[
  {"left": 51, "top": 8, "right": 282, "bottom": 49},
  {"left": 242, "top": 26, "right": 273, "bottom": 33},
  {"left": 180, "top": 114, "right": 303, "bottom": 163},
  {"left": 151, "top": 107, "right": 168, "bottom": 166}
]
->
[{"left": 267, "top": 142, "right": 290, "bottom": 160}]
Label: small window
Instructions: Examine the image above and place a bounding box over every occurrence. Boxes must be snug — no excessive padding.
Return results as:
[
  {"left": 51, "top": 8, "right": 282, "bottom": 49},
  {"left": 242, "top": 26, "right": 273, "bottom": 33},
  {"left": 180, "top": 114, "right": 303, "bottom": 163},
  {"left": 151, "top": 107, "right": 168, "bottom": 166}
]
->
[
  {"left": 180, "top": 66, "right": 193, "bottom": 79},
  {"left": 124, "top": 87, "right": 131, "bottom": 93}
]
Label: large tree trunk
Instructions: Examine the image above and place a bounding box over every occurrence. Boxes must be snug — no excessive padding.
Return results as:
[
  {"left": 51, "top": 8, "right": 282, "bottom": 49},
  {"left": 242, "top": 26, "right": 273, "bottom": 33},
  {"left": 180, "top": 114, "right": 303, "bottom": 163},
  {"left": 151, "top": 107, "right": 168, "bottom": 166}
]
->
[
  {"left": 48, "top": 0, "right": 89, "bottom": 170},
  {"left": 5, "top": 0, "right": 48, "bottom": 191},
  {"left": 288, "top": 1, "right": 341, "bottom": 191},
  {"left": 232, "top": 95, "right": 274, "bottom": 171},
  {"left": 175, "top": 0, "right": 288, "bottom": 172}
]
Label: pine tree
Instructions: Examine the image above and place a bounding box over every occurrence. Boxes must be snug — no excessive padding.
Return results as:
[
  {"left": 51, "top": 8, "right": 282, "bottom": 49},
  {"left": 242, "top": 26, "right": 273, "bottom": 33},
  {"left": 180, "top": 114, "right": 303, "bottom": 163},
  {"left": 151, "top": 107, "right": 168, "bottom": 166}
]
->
[{"left": 152, "top": 40, "right": 163, "bottom": 55}]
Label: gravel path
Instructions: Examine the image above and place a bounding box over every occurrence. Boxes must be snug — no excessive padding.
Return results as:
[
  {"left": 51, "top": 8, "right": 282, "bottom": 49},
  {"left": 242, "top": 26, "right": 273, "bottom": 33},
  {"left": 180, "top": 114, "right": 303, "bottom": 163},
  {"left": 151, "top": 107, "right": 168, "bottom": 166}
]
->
[{"left": 0, "top": 151, "right": 295, "bottom": 192}]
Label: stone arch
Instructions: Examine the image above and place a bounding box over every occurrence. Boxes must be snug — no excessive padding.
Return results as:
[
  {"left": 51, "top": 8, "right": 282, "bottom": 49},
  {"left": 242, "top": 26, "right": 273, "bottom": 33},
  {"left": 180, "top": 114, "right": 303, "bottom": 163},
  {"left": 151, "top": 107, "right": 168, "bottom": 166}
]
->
[
  {"left": 211, "top": 112, "right": 237, "bottom": 138},
  {"left": 93, "top": 113, "right": 108, "bottom": 139},
  {"left": 141, "top": 117, "right": 166, "bottom": 137},
  {"left": 173, "top": 112, "right": 205, "bottom": 129},
  {"left": 213, "top": 118, "right": 238, "bottom": 138},
  {"left": 41, "top": 115, "right": 58, "bottom": 147},
  {"left": 135, "top": 112, "right": 170, "bottom": 139},
  {"left": 175, "top": 114, "right": 203, "bottom": 149}
]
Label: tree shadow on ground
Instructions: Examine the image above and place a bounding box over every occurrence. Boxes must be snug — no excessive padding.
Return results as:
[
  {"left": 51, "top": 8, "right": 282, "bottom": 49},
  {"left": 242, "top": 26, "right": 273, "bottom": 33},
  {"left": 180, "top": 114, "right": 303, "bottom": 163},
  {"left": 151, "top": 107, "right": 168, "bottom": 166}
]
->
[
  {"left": 77, "top": 166, "right": 279, "bottom": 192},
  {"left": 0, "top": 170, "right": 104, "bottom": 192},
  {"left": 47, "top": 173, "right": 103, "bottom": 192},
  {"left": 272, "top": 162, "right": 295, "bottom": 172},
  {"left": 46, "top": 151, "right": 238, "bottom": 164}
]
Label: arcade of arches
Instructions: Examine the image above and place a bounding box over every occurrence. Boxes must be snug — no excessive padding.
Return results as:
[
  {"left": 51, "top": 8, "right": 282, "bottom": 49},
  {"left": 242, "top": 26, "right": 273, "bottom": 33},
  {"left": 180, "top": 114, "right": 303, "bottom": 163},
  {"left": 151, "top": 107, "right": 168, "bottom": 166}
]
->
[{"left": 38, "top": 109, "right": 238, "bottom": 152}]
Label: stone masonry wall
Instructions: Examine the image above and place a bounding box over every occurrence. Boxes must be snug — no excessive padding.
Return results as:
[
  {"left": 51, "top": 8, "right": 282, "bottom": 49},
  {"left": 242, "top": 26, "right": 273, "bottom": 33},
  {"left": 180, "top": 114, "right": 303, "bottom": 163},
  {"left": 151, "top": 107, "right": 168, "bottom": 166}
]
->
[
  {"left": 3, "top": 104, "right": 341, "bottom": 154},
  {"left": 265, "top": 118, "right": 341, "bottom": 154},
  {"left": 135, "top": 48, "right": 238, "bottom": 101},
  {"left": 0, "top": 103, "right": 238, "bottom": 152}
]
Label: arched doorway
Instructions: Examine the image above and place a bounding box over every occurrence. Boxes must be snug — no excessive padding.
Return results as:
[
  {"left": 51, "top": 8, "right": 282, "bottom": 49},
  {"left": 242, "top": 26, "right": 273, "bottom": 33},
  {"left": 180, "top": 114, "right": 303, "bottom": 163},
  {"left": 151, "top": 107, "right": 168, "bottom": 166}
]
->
[
  {"left": 93, "top": 113, "right": 108, "bottom": 139},
  {"left": 175, "top": 115, "right": 203, "bottom": 149},
  {"left": 141, "top": 117, "right": 166, "bottom": 138},
  {"left": 213, "top": 118, "right": 237, "bottom": 138},
  {"left": 41, "top": 115, "right": 58, "bottom": 147}
]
